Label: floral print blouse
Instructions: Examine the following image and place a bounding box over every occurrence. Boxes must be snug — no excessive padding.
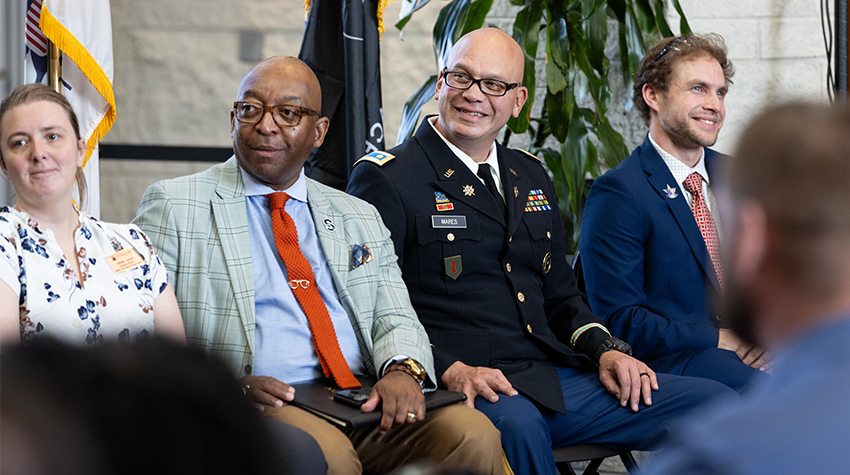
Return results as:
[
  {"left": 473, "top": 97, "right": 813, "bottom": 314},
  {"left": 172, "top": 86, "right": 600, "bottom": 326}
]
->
[{"left": 0, "top": 207, "right": 169, "bottom": 344}]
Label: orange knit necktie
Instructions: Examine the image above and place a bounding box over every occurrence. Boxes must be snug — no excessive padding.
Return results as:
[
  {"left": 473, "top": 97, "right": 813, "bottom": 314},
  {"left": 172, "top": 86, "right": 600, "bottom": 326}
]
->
[
  {"left": 682, "top": 173, "right": 724, "bottom": 290},
  {"left": 267, "top": 192, "right": 361, "bottom": 389}
]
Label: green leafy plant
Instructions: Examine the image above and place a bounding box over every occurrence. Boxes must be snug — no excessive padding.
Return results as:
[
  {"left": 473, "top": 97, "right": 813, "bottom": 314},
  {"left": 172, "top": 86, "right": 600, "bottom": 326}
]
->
[{"left": 395, "top": 0, "right": 691, "bottom": 251}]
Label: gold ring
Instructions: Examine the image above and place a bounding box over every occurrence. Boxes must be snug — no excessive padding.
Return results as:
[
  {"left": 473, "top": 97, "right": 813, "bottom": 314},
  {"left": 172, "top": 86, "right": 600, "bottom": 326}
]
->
[
  {"left": 242, "top": 384, "right": 251, "bottom": 395},
  {"left": 407, "top": 412, "right": 416, "bottom": 420}
]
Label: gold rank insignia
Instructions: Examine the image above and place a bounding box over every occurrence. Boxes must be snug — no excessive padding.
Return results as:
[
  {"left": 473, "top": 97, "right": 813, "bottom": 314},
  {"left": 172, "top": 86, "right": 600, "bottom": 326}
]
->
[
  {"left": 463, "top": 185, "right": 475, "bottom": 196},
  {"left": 514, "top": 186, "right": 519, "bottom": 198},
  {"left": 510, "top": 168, "right": 518, "bottom": 176},
  {"left": 444, "top": 169, "right": 455, "bottom": 178},
  {"left": 353, "top": 151, "right": 395, "bottom": 167}
]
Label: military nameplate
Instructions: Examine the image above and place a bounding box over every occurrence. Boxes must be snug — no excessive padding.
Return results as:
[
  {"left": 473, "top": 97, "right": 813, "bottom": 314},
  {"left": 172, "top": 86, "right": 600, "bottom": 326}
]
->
[{"left": 431, "top": 216, "right": 467, "bottom": 228}]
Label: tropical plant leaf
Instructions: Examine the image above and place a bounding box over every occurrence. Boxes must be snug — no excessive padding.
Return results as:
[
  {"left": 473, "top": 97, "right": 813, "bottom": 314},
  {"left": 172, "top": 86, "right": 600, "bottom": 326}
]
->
[
  {"left": 583, "top": 0, "right": 608, "bottom": 74},
  {"left": 632, "top": 0, "right": 657, "bottom": 35},
  {"left": 396, "top": 0, "right": 434, "bottom": 31},
  {"left": 545, "top": 89, "right": 573, "bottom": 142},
  {"left": 397, "top": 75, "right": 438, "bottom": 145},
  {"left": 591, "top": 117, "right": 629, "bottom": 169},
  {"left": 433, "top": 0, "right": 472, "bottom": 70},
  {"left": 462, "top": 0, "right": 494, "bottom": 35},
  {"left": 507, "top": 0, "right": 544, "bottom": 133},
  {"left": 670, "top": 0, "right": 692, "bottom": 34},
  {"left": 652, "top": 0, "right": 674, "bottom": 37}
]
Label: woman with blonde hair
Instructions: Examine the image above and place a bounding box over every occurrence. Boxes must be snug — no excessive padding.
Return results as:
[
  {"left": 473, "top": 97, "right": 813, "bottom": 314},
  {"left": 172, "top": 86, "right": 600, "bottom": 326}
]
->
[{"left": 0, "top": 84, "right": 185, "bottom": 345}]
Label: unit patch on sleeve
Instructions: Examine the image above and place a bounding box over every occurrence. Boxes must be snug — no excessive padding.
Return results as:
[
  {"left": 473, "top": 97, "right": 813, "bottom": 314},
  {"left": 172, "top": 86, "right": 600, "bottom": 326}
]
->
[{"left": 524, "top": 189, "right": 552, "bottom": 212}]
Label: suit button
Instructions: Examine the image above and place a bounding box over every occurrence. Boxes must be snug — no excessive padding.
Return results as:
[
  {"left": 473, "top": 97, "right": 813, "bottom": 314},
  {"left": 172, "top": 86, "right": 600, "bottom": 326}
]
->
[
  {"left": 546, "top": 231, "right": 551, "bottom": 239},
  {"left": 517, "top": 292, "right": 525, "bottom": 302},
  {"left": 508, "top": 236, "right": 513, "bottom": 243},
  {"left": 245, "top": 364, "right": 252, "bottom": 375},
  {"left": 506, "top": 263, "right": 512, "bottom": 273},
  {"left": 447, "top": 233, "right": 455, "bottom": 241},
  {"left": 527, "top": 324, "right": 533, "bottom": 333}
]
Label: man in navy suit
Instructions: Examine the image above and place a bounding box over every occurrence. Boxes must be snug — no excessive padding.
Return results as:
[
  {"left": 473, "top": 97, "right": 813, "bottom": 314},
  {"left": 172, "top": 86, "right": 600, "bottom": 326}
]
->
[
  {"left": 348, "top": 28, "right": 738, "bottom": 475},
  {"left": 580, "top": 34, "right": 764, "bottom": 393}
]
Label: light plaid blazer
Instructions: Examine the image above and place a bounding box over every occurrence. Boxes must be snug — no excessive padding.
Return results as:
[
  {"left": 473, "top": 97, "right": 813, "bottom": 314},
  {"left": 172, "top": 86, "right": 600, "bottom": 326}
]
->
[{"left": 133, "top": 157, "right": 435, "bottom": 385}]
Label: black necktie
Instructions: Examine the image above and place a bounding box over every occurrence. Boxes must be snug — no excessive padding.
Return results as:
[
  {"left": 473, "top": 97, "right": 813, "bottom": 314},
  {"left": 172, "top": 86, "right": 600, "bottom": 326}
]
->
[{"left": 477, "top": 163, "right": 506, "bottom": 216}]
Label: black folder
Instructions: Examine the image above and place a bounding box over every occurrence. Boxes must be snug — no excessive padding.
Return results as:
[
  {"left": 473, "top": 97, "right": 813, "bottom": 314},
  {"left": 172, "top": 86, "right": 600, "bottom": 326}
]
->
[{"left": 289, "top": 376, "right": 466, "bottom": 430}]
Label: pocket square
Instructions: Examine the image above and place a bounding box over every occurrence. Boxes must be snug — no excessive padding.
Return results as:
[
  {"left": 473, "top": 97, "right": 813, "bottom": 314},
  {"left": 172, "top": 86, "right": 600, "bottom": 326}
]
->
[{"left": 351, "top": 244, "right": 373, "bottom": 270}]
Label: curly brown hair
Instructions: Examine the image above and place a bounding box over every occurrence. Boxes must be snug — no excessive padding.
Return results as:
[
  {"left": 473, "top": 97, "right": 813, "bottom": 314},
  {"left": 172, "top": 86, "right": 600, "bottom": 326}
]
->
[
  {"left": 0, "top": 83, "right": 87, "bottom": 208},
  {"left": 632, "top": 33, "right": 735, "bottom": 126}
]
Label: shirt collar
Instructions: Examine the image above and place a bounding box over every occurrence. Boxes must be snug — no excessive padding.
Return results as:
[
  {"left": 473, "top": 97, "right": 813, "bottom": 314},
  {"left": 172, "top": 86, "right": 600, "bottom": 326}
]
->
[
  {"left": 240, "top": 166, "right": 309, "bottom": 203},
  {"left": 648, "top": 132, "right": 710, "bottom": 187},
  {"left": 428, "top": 116, "right": 500, "bottom": 181}
]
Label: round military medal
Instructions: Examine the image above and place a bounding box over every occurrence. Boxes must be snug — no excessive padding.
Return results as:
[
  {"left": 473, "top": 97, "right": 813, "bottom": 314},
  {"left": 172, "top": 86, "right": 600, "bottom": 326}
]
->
[{"left": 542, "top": 252, "right": 552, "bottom": 274}]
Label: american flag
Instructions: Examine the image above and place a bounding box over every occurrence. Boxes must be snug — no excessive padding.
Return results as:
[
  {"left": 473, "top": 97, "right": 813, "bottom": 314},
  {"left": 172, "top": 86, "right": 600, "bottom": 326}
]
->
[{"left": 25, "top": 0, "right": 47, "bottom": 56}]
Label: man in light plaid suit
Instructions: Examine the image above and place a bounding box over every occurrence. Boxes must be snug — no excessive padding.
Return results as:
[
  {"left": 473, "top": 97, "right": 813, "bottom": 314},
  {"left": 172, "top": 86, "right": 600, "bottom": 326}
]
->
[{"left": 133, "top": 56, "right": 501, "bottom": 475}]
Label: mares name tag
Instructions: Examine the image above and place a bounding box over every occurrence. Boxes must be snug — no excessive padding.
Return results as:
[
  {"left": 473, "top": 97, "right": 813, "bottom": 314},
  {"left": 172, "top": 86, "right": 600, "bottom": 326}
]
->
[
  {"left": 431, "top": 215, "right": 467, "bottom": 228},
  {"left": 106, "top": 248, "right": 144, "bottom": 274}
]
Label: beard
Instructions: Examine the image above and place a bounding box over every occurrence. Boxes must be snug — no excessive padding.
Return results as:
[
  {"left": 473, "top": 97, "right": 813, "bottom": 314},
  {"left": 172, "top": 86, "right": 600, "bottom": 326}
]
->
[
  {"left": 723, "top": 274, "right": 760, "bottom": 347},
  {"left": 662, "top": 113, "right": 720, "bottom": 149}
]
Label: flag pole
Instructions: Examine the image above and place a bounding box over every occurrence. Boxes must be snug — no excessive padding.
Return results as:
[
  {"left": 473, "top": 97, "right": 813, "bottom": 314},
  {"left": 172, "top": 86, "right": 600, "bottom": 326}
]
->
[{"left": 47, "top": 39, "right": 61, "bottom": 93}]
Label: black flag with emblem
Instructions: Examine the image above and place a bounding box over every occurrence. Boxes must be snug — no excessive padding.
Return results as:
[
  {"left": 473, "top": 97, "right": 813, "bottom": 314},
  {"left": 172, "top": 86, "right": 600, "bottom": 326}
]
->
[{"left": 298, "top": 0, "right": 386, "bottom": 190}]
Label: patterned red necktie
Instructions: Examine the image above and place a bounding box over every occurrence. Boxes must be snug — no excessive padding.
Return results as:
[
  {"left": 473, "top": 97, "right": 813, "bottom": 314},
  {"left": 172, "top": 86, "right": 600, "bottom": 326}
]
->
[
  {"left": 682, "top": 172, "right": 724, "bottom": 290},
  {"left": 267, "top": 192, "right": 360, "bottom": 389}
]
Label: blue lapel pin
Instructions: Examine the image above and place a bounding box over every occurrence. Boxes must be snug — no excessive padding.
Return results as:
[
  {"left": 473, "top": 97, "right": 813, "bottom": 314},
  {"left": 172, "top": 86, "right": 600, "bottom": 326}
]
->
[{"left": 663, "top": 184, "right": 678, "bottom": 199}]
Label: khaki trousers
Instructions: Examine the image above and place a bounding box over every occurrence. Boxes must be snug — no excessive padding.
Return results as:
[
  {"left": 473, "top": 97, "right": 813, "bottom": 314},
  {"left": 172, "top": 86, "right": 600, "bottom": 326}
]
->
[{"left": 262, "top": 403, "right": 502, "bottom": 475}]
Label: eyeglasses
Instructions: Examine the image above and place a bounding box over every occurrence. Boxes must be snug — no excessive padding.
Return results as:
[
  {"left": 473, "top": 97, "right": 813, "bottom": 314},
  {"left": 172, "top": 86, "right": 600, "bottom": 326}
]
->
[
  {"left": 655, "top": 36, "right": 692, "bottom": 61},
  {"left": 442, "top": 68, "right": 521, "bottom": 97},
  {"left": 233, "top": 101, "right": 320, "bottom": 128}
]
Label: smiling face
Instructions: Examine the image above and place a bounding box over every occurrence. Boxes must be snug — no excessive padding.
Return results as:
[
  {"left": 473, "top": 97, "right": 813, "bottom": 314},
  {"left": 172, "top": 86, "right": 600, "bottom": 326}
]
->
[
  {"left": 434, "top": 28, "right": 528, "bottom": 160},
  {"left": 230, "top": 56, "right": 329, "bottom": 190},
  {"left": 645, "top": 55, "right": 727, "bottom": 162},
  {"left": 0, "top": 100, "right": 85, "bottom": 208}
]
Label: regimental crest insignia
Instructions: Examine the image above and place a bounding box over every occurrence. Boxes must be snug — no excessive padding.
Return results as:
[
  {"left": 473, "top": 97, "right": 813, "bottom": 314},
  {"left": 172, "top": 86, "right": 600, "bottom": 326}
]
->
[
  {"left": 663, "top": 184, "right": 678, "bottom": 199},
  {"left": 524, "top": 189, "right": 552, "bottom": 212},
  {"left": 435, "top": 191, "right": 455, "bottom": 211},
  {"left": 463, "top": 185, "right": 475, "bottom": 196}
]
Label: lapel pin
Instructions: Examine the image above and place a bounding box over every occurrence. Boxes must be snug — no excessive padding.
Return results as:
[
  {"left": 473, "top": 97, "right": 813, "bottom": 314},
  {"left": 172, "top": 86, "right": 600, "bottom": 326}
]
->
[
  {"left": 510, "top": 168, "right": 518, "bottom": 176},
  {"left": 663, "top": 185, "right": 678, "bottom": 199},
  {"left": 444, "top": 169, "right": 455, "bottom": 178},
  {"left": 514, "top": 186, "right": 519, "bottom": 198},
  {"left": 463, "top": 185, "right": 475, "bottom": 196},
  {"left": 323, "top": 218, "right": 336, "bottom": 232}
]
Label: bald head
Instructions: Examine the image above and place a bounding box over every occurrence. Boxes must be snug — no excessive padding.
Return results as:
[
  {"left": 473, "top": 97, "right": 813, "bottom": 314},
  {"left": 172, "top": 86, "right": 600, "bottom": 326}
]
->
[
  {"left": 238, "top": 56, "right": 323, "bottom": 112},
  {"left": 447, "top": 28, "right": 525, "bottom": 84}
]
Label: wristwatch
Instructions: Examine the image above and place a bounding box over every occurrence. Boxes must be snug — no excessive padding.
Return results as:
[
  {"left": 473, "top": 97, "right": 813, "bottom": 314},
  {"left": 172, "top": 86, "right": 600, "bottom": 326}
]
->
[
  {"left": 386, "top": 357, "right": 427, "bottom": 387},
  {"left": 593, "top": 337, "right": 633, "bottom": 366}
]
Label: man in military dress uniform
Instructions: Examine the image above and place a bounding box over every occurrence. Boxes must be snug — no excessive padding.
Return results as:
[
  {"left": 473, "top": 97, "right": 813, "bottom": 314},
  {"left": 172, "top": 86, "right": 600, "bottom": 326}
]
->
[{"left": 347, "top": 28, "right": 738, "bottom": 475}]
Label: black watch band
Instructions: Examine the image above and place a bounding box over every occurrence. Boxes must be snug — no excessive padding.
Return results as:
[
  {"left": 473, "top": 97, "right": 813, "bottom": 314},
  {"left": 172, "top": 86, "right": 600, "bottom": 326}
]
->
[{"left": 593, "top": 337, "right": 633, "bottom": 366}]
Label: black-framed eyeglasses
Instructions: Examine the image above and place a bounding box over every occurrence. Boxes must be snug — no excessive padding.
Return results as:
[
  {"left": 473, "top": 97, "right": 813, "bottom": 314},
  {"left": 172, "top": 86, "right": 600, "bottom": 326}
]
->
[
  {"left": 233, "top": 101, "right": 320, "bottom": 128},
  {"left": 655, "top": 36, "right": 692, "bottom": 61},
  {"left": 442, "top": 68, "right": 521, "bottom": 97}
]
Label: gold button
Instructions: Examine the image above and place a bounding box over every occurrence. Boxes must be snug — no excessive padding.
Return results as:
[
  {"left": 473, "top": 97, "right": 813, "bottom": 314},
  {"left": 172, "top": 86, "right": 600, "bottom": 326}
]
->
[
  {"left": 527, "top": 324, "right": 533, "bottom": 333},
  {"left": 517, "top": 292, "right": 525, "bottom": 302},
  {"left": 508, "top": 236, "right": 513, "bottom": 243},
  {"left": 546, "top": 231, "right": 551, "bottom": 239},
  {"left": 506, "top": 263, "right": 512, "bottom": 273},
  {"left": 447, "top": 233, "right": 455, "bottom": 241}
]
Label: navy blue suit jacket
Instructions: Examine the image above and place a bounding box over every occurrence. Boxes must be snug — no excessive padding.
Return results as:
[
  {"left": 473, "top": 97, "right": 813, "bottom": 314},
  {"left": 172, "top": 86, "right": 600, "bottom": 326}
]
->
[
  {"left": 347, "top": 119, "right": 611, "bottom": 414},
  {"left": 579, "top": 136, "right": 724, "bottom": 362}
]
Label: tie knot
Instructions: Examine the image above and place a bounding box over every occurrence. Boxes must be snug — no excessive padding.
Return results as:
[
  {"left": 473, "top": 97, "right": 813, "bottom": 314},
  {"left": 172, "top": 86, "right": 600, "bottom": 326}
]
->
[
  {"left": 683, "top": 172, "right": 703, "bottom": 195},
  {"left": 267, "top": 192, "right": 291, "bottom": 210},
  {"left": 476, "top": 163, "right": 491, "bottom": 179}
]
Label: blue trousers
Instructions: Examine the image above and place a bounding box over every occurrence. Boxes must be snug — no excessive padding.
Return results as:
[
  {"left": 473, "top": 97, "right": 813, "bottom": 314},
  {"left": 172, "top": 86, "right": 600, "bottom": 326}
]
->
[
  {"left": 648, "top": 346, "right": 763, "bottom": 394},
  {"left": 475, "top": 366, "right": 739, "bottom": 475}
]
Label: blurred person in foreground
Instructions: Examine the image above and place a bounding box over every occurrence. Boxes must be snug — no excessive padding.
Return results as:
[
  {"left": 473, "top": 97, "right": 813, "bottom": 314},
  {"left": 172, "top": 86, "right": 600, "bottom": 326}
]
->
[
  {"left": 0, "top": 84, "right": 185, "bottom": 345},
  {"left": 646, "top": 102, "right": 850, "bottom": 474},
  {"left": 133, "top": 56, "right": 501, "bottom": 475},
  {"left": 0, "top": 337, "right": 285, "bottom": 475}
]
